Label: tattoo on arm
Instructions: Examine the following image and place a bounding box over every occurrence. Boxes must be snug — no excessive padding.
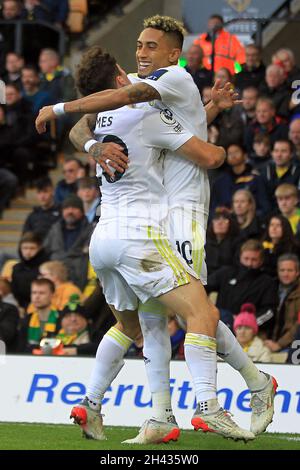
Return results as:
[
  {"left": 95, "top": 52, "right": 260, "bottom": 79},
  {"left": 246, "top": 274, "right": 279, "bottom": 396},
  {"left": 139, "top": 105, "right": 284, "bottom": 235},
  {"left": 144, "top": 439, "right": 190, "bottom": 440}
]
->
[
  {"left": 69, "top": 113, "right": 97, "bottom": 150},
  {"left": 124, "top": 83, "right": 160, "bottom": 103},
  {"left": 89, "top": 143, "right": 103, "bottom": 161}
]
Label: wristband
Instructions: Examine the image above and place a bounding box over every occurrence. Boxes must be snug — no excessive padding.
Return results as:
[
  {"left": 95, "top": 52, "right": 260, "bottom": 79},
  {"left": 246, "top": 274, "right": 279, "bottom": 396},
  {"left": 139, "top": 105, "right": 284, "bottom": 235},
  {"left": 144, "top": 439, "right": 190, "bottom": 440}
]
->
[
  {"left": 84, "top": 139, "right": 98, "bottom": 153},
  {"left": 53, "top": 102, "right": 66, "bottom": 116}
]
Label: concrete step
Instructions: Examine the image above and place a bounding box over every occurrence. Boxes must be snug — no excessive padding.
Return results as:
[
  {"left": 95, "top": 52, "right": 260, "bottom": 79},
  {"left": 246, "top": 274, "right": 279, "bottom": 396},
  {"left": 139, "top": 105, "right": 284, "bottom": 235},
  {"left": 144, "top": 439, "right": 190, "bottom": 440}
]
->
[
  {"left": 0, "top": 242, "right": 18, "bottom": 256},
  {"left": 0, "top": 231, "right": 21, "bottom": 243},
  {"left": 0, "top": 220, "right": 23, "bottom": 231},
  {"left": 2, "top": 209, "right": 30, "bottom": 221},
  {"left": 10, "top": 200, "right": 36, "bottom": 210}
]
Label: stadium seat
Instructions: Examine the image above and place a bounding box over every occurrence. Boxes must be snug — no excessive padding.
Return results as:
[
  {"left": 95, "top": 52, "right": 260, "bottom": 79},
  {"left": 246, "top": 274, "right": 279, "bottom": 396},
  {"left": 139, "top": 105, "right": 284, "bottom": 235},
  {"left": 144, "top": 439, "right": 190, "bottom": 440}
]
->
[{"left": 67, "top": 0, "right": 88, "bottom": 33}]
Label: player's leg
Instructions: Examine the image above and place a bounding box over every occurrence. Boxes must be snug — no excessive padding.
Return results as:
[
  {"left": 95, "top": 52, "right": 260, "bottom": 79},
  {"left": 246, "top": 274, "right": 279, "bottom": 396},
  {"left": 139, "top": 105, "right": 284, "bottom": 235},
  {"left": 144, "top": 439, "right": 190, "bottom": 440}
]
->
[
  {"left": 180, "top": 217, "right": 277, "bottom": 435},
  {"left": 155, "top": 276, "right": 255, "bottom": 441}
]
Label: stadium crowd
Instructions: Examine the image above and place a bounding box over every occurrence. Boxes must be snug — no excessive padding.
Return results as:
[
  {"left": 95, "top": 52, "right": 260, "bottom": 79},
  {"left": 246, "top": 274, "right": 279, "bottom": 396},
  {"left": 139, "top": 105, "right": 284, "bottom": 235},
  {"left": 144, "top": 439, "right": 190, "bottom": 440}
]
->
[{"left": 0, "top": 9, "right": 299, "bottom": 364}]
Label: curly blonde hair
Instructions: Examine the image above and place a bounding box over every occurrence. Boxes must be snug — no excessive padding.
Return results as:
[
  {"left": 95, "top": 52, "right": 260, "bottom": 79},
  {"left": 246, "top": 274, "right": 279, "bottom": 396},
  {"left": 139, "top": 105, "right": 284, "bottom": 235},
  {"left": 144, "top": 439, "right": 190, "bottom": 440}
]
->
[{"left": 143, "top": 15, "right": 185, "bottom": 48}]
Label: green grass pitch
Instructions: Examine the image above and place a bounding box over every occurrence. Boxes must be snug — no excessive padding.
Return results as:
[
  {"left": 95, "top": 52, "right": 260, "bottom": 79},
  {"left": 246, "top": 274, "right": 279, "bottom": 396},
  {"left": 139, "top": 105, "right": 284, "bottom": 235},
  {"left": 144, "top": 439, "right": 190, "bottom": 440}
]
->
[{"left": 0, "top": 423, "right": 299, "bottom": 450}]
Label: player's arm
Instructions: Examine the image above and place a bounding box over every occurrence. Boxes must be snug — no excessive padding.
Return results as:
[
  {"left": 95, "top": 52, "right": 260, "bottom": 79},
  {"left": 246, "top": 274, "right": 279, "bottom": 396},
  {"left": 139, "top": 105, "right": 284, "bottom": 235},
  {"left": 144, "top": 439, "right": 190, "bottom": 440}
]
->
[
  {"left": 177, "top": 137, "right": 226, "bottom": 169},
  {"left": 69, "top": 113, "right": 129, "bottom": 176},
  {"left": 35, "top": 83, "right": 160, "bottom": 134}
]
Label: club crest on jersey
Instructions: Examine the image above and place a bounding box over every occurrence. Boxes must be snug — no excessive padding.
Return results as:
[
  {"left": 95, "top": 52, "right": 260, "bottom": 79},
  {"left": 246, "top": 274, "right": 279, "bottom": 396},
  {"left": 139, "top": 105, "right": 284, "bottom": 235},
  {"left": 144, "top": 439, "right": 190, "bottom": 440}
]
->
[
  {"left": 160, "top": 109, "right": 176, "bottom": 126},
  {"left": 146, "top": 69, "right": 168, "bottom": 81}
]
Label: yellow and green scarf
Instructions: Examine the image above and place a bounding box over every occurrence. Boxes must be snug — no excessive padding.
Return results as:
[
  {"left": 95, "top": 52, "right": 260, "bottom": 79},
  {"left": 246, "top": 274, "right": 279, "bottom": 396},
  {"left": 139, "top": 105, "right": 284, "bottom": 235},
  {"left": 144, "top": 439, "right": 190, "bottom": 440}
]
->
[{"left": 27, "top": 307, "right": 59, "bottom": 345}]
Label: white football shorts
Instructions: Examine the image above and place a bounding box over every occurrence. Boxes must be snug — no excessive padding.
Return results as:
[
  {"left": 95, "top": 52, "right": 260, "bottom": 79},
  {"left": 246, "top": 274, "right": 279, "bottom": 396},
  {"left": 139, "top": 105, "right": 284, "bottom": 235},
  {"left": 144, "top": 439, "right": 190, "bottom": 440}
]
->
[{"left": 89, "top": 221, "right": 198, "bottom": 311}]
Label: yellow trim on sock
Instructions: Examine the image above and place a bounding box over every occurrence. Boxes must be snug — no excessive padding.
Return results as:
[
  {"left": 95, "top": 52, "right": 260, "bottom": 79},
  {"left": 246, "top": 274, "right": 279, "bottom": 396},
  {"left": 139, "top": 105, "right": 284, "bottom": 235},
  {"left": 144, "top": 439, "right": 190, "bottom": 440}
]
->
[
  {"left": 185, "top": 333, "right": 216, "bottom": 350},
  {"left": 106, "top": 327, "right": 132, "bottom": 350}
]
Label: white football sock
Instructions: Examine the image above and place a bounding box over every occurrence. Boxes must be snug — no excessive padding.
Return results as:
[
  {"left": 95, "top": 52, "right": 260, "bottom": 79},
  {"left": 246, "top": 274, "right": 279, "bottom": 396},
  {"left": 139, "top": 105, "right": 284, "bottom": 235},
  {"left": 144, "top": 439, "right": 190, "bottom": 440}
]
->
[
  {"left": 216, "top": 321, "right": 267, "bottom": 391},
  {"left": 184, "top": 333, "right": 218, "bottom": 412},
  {"left": 138, "top": 300, "right": 173, "bottom": 422},
  {"left": 86, "top": 326, "right": 133, "bottom": 409}
]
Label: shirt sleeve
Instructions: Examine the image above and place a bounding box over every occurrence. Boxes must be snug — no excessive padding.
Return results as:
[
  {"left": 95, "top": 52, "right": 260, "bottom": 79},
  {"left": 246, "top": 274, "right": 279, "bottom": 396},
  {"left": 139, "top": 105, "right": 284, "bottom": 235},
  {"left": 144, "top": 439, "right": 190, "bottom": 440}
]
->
[
  {"left": 141, "top": 109, "right": 193, "bottom": 152},
  {"left": 141, "top": 67, "right": 187, "bottom": 104}
]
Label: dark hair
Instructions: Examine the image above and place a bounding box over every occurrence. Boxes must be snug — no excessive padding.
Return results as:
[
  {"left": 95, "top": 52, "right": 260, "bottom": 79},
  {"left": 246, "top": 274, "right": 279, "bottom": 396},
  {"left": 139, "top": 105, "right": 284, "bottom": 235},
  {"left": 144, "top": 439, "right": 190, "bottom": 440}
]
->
[
  {"left": 6, "top": 82, "right": 20, "bottom": 92},
  {"left": 264, "top": 214, "right": 297, "bottom": 254},
  {"left": 20, "top": 231, "right": 43, "bottom": 246},
  {"left": 35, "top": 176, "right": 53, "bottom": 191},
  {"left": 209, "top": 14, "right": 224, "bottom": 24},
  {"left": 143, "top": 15, "right": 185, "bottom": 49},
  {"left": 77, "top": 176, "right": 98, "bottom": 190},
  {"left": 31, "top": 277, "right": 55, "bottom": 293},
  {"left": 64, "top": 156, "right": 84, "bottom": 168},
  {"left": 75, "top": 46, "right": 118, "bottom": 96},
  {"left": 207, "top": 209, "right": 239, "bottom": 240},
  {"left": 22, "top": 64, "right": 39, "bottom": 75},
  {"left": 272, "top": 139, "right": 294, "bottom": 154},
  {"left": 254, "top": 133, "right": 271, "bottom": 145},
  {"left": 227, "top": 142, "right": 247, "bottom": 154}
]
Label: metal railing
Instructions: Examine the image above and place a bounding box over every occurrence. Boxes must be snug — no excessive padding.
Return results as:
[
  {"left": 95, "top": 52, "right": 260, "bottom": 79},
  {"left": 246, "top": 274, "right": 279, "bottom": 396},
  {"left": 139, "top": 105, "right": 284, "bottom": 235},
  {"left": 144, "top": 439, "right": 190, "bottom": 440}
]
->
[{"left": 0, "top": 20, "right": 66, "bottom": 60}]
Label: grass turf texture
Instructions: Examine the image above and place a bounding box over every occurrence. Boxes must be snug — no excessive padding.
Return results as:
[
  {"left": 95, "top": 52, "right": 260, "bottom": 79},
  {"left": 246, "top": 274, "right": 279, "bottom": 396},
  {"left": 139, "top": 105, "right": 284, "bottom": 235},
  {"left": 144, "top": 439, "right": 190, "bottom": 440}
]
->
[{"left": 0, "top": 423, "right": 299, "bottom": 450}]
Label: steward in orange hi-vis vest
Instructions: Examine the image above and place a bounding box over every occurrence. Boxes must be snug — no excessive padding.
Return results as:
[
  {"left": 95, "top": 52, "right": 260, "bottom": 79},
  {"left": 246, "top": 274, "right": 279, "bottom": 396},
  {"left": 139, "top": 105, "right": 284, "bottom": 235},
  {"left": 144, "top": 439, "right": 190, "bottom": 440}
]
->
[{"left": 193, "top": 15, "right": 245, "bottom": 74}]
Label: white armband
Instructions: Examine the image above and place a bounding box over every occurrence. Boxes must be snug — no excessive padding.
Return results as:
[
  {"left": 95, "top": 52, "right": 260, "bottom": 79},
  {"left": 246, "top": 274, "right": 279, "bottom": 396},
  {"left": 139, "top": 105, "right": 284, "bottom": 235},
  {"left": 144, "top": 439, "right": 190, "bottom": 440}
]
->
[
  {"left": 53, "top": 102, "right": 66, "bottom": 116},
  {"left": 84, "top": 139, "right": 98, "bottom": 153}
]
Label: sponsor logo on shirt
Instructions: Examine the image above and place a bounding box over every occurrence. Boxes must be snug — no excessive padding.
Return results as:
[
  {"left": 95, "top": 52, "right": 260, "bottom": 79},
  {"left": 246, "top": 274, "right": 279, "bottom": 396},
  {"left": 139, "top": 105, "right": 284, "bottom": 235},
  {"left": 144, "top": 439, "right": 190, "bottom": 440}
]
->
[{"left": 146, "top": 69, "right": 168, "bottom": 81}]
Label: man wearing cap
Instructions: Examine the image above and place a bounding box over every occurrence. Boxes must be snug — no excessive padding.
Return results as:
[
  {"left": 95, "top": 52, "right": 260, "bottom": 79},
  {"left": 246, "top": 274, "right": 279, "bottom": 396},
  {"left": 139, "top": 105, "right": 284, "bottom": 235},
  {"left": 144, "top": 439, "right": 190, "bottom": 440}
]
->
[{"left": 43, "top": 195, "right": 93, "bottom": 289}]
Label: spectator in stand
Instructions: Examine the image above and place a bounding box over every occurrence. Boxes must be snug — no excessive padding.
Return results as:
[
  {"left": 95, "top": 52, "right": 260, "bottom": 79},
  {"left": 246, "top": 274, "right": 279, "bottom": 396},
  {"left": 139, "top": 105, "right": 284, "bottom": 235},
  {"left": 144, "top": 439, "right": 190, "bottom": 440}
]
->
[
  {"left": 22, "top": 176, "right": 60, "bottom": 240},
  {"left": 184, "top": 44, "right": 213, "bottom": 96},
  {"left": 44, "top": 195, "right": 93, "bottom": 290},
  {"left": 272, "top": 48, "right": 300, "bottom": 88},
  {"left": 206, "top": 208, "right": 239, "bottom": 274},
  {"left": 265, "top": 254, "right": 300, "bottom": 353},
  {"left": 1, "top": 52, "right": 24, "bottom": 88},
  {"left": 244, "top": 97, "right": 289, "bottom": 155},
  {"left": 0, "top": 1, "right": 23, "bottom": 57},
  {"left": 11, "top": 232, "right": 49, "bottom": 309},
  {"left": 202, "top": 85, "right": 212, "bottom": 106},
  {"left": 18, "top": 278, "right": 59, "bottom": 353},
  {"left": 214, "top": 67, "right": 233, "bottom": 87},
  {"left": 260, "top": 139, "right": 300, "bottom": 207},
  {"left": 77, "top": 177, "right": 100, "bottom": 224},
  {"left": 39, "top": 260, "right": 82, "bottom": 310},
  {"left": 5, "top": 83, "right": 36, "bottom": 185},
  {"left": 232, "top": 189, "right": 265, "bottom": 244},
  {"left": 21, "top": 65, "right": 52, "bottom": 115},
  {"left": 207, "top": 239, "right": 277, "bottom": 334},
  {"left": 234, "top": 44, "right": 265, "bottom": 92},
  {"left": 262, "top": 215, "right": 299, "bottom": 279},
  {"left": 55, "top": 296, "right": 101, "bottom": 356},
  {"left": 211, "top": 143, "right": 271, "bottom": 216},
  {"left": 0, "top": 168, "right": 18, "bottom": 218},
  {"left": 55, "top": 157, "right": 85, "bottom": 204},
  {"left": 259, "top": 64, "right": 291, "bottom": 119},
  {"left": 21, "top": 0, "right": 69, "bottom": 27},
  {"left": 289, "top": 118, "right": 300, "bottom": 161},
  {"left": 0, "top": 278, "right": 18, "bottom": 307},
  {"left": 248, "top": 133, "right": 272, "bottom": 171},
  {"left": 193, "top": 14, "right": 245, "bottom": 74},
  {"left": 233, "top": 303, "right": 272, "bottom": 363},
  {"left": 39, "top": 49, "right": 76, "bottom": 102},
  {"left": 232, "top": 86, "right": 259, "bottom": 128},
  {"left": 275, "top": 184, "right": 300, "bottom": 236},
  {"left": 0, "top": 293, "right": 19, "bottom": 352}
]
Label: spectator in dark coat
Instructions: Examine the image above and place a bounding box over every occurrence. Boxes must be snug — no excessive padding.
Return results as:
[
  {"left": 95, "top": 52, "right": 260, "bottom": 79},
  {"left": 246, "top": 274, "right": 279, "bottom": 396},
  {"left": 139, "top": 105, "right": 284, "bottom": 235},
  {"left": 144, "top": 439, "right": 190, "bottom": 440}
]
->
[
  {"left": 55, "top": 157, "right": 85, "bottom": 204},
  {"left": 206, "top": 208, "right": 239, "bottom": 274},
  {"left": 21, "top": 65, "right": 52, "bottom": 115},
  {"left": 39, "top": 48, "right": 76, "bottom": 103},
  {"left": 184, "top": 44, "right": 213, "bottom": 97},
  {"left": 43, "top": 195, "right": 93, "bottom": 289},
  {"left": 289, "top": 118, "right": 300, "bottom": 162},
  {"left": 211, "top": 143, "right": 271, "bottom": 216},
  {"left": 245, "top": 97, "right": 289, "bottom": 155},
  {"left": 265, "top": 254, "right": 300, "bottom": 353},
  {"left": 11, "top": 232, "right": 49, "bottom": 309},
  {"left": 21, "top": 0, "right": 69, "bottom": 26},
  {"left": 207, "top": 239, "right": 277, "bottom": 335},
  {"left": 0, "top": 298, "right": 19, "bottom": 352},
  {"left": 232, "top": 189, "right": 265, "bottom": 245},
  {"left": 260, "top": 139, "right": 300, "bottom": 207},
  {"left": 23, "top": 177, "right": 60, "bottom": 240},
  {"left": 259, "top": 64, "right": 291, "bottom": 119},
  {"left": 234, "top": 44, "right": 265, "bottom": 91},
  {"left": 248, "top": 133, "right": 272, "bottom": 171},
  {"left": 231, "top": 86, "right": 258, "bottom": 128},
  {"left": 262, "top": 215, "right": 299, "bottom": 279},
  {"left": 1, "top": 52, "right": 24, "bottom": 88}
]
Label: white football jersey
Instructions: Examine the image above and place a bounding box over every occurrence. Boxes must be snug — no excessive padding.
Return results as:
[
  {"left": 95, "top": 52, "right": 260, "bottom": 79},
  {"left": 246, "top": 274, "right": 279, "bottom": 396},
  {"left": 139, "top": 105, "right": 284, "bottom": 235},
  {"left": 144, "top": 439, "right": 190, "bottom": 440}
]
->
[
  {"left": 129, "top": 65, "right": 210, "bottom": 224},
  {"left": 93, "top": 105, "right": 193, "bottom": 237}
]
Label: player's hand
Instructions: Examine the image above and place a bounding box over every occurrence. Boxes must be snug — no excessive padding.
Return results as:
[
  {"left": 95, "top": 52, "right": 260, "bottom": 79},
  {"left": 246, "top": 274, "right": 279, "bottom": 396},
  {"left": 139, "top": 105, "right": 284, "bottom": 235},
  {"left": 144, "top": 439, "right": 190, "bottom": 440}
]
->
[
  {"left": 35, "top": 105, "right": 56, "bottom": 134},
  {"left": 89, "top": 142, "right": 129, "bottom": 177},
  {"left": 211, "top": 78, "right": 242, "bottom": 111}
]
